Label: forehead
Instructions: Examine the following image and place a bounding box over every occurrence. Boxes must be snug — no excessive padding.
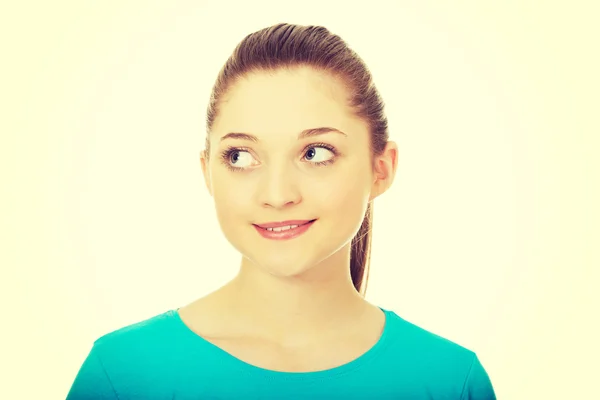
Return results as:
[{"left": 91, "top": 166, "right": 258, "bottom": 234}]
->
[{"left": 212, "top": 67, "right": 363, "bottom": 137}]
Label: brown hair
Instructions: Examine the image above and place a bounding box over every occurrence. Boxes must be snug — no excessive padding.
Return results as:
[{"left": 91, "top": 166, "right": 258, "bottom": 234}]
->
[{"left": 203, "top": 23, "right": 389, "bottom": 296}]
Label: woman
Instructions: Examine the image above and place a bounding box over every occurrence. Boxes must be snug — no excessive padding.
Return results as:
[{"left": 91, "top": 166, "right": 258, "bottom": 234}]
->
[{"left": 67, "top": 23, "right": 496, "bottom": 399}]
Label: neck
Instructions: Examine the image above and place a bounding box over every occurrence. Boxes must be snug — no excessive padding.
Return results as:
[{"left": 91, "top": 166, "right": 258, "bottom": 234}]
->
[{"left": 221, "top": 244, "right": 369, "bottom": 346}]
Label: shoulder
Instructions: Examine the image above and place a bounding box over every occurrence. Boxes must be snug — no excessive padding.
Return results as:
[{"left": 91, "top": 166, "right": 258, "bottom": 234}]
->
[
  {"left": 91, "top": 309, "right": 183, "bottom": 374},
  {"left": 68, "top": 310, "right": 183, "bottom": 398},
  {"left": 384, "top": 309, "right": 476, "bottom": 360},
  {"left": 94, "top": 309, "right": 178, "bottom": 350},
  {"left": 381, "top": 309, "right": 496, "bottom": 398}
]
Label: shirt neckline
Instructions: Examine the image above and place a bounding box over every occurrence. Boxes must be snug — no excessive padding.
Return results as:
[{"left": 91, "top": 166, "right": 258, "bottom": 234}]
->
[{"left": 168, "top": 306, "right": 394, "bottom": 382}]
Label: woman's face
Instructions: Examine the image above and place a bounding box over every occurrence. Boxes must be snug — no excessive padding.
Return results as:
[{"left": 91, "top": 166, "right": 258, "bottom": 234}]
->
[{"left": 202, "top": 67, "right": 384, "bottom": 279}]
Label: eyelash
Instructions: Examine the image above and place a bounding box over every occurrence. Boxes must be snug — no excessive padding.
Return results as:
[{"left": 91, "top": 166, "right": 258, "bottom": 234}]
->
[{"left": 219, "top": 142, "right": 338, "bottom": 172}]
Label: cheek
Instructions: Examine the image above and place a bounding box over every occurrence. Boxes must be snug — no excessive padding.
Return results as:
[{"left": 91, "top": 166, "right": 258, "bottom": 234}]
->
[
  {"left": 211, "top": 175, "right": 251, "bottom": 229},
  {"left": 313, "top": 166, "right": 372, "bottom": 228}
]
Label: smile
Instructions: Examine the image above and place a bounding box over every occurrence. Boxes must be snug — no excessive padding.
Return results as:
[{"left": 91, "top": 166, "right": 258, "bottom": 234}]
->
[
  {"left": 253, "top": 219, "right": 316, "bottom": 240},
  {"left": 264, "top": 223, "right": 303, "bottom": 231}
]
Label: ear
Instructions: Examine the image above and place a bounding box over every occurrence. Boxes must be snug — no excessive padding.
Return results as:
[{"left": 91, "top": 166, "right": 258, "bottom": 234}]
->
[
  {"left": 200, "top": 150, "right": 213, "bottom": 197},
  {"left": 369, "top": 141, "right": 398, "bottom": 202}
]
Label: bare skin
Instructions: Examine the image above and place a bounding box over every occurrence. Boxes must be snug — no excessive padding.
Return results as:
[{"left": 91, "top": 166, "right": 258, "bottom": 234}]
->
[
  {"left": 178, "top": 280, "right": 386, "bottom": 372},
  {"left": 179, "top": 66, "right": 398, "bottom": 372}
]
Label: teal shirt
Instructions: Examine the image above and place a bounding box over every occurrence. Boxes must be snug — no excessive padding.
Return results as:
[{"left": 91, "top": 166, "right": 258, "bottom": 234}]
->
[{"left": 67, "top": 307, "right": 496, "bottom": 399}]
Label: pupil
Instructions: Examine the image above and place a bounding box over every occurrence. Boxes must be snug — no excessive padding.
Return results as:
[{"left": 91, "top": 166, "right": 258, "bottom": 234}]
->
[
  {"left": 231, "top": 152, "right": 239, "bottom": 163},
  {"left": 306, "top": 148, "right": 315, "bottom": 160}
]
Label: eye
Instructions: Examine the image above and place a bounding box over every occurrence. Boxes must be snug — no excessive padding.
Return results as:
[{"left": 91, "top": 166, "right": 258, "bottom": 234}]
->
[
  {"left": 219, "top": 147, "right": 256, "bottom": 172},
  {"left": 303, "top": 143, "right": 337, "bottom": 166},
  {"left": 228, "top": 149, "right": 254, "bottom": 167}
]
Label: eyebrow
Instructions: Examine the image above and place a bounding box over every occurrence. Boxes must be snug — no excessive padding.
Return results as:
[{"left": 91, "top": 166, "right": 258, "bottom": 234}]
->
[{"left": 219, "top": 127, "right": 347, "bottom": 142}]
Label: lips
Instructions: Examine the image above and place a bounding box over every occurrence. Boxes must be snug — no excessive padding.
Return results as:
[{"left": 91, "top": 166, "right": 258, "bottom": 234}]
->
[
  {"left": 253, "top": 219, "right": 316, "bottom": 240},
  {"left": 254, "top": 219, "right": 316, "bottom": 229}
]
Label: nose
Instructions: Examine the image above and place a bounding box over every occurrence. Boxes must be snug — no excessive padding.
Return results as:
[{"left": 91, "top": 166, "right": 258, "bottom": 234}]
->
[{"left": 256, "top": 163, "right": 302, "bottom": 209}]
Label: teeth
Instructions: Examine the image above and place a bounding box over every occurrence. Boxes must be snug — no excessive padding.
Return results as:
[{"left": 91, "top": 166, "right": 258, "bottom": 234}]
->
[{"left": 267, "top": 224, "right": 299, "bottom": 232}]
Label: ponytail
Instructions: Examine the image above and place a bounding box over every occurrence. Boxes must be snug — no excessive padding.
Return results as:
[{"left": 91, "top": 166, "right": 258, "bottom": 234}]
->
[{"left": 350, "top": 202, "right": 373, "bottom": 296}]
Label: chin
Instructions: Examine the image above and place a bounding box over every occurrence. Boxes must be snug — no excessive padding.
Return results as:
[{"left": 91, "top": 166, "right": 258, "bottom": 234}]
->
[
  {"left": 255, "top": 256, "right": 316, "bottom": 278},
  {"left": 229, "top": 225, "right": 350, "bottom": 278},
  {"left": 250, "top": 245, "right": 346, "bottom": 281}
]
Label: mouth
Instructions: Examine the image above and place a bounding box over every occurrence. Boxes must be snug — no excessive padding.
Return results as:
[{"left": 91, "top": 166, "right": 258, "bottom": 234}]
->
[
  {"left": 253, "top": 219, "right": 317, "bottom": 231},
  {"left": 252, "top": 219, "right": 317, "bottom": 240}
]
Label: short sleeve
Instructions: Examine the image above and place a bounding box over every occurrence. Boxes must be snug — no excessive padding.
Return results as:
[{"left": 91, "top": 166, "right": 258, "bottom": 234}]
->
[
  {"left": 66, "top": 345, "right": 118, "bottom": 399},
  {"left": 460, "top": 354, "right": 497, "bottom": 400}
]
